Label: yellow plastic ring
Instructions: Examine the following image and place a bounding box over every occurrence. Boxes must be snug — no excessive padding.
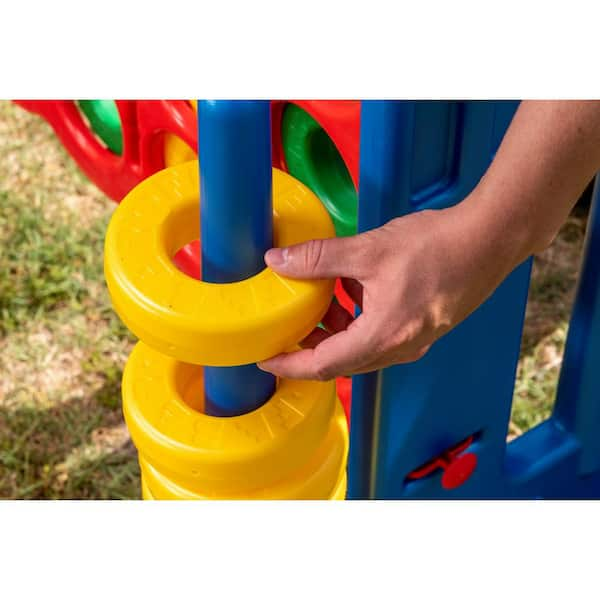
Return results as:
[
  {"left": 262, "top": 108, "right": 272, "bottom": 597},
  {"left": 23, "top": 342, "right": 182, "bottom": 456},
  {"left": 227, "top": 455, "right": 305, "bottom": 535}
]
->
[
  {"left": 164, "top": 135, "right": 196, "bottom": 167},
  {"left": 104, "top": 161, "right": 335, "bottom": 366},
  {"left": 123, "top": 342, "right": 347, "bottom": 495},
  {"left": 137, "top": 403, "right": 347, "bottom": 499},
  {"left": 141, "top": 474, "right": 346, "bottom": 500}
]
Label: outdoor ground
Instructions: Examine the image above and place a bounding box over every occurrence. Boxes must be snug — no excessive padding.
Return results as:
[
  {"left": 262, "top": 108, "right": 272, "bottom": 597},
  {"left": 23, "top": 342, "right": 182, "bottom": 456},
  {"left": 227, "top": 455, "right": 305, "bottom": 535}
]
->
[{"left": 0, "top": 100, "right": 590, "bottom": 498}]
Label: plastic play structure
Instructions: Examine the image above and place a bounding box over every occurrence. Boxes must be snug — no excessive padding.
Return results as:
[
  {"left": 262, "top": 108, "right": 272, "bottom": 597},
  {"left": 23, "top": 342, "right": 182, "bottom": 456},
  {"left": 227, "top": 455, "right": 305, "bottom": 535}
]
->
[{"left": 15, "top": 99, "right": 600, "bottom": 499}]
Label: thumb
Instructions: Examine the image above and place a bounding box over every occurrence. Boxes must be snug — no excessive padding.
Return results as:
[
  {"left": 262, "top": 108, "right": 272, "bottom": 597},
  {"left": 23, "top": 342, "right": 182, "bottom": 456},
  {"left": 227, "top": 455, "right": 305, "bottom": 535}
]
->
[{"left": 264, "top": 235, "right": 366, "bottom": 280}]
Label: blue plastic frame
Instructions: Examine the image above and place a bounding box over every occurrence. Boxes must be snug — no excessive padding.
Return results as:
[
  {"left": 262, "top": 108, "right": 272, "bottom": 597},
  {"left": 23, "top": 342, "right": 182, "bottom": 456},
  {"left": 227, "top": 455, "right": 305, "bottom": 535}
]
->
[{"left": 347, "top": 100, "right": 600, "bottom": 499}]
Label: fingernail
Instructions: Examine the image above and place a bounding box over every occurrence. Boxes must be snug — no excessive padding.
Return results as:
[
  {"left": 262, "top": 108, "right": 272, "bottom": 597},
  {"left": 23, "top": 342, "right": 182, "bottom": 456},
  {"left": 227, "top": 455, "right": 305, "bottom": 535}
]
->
[
  {"left": 265, "top": 247, "right": 287, "bottom": 266},
  {"left": 257, "top": 362, "right": 276, "bottom": 375}
]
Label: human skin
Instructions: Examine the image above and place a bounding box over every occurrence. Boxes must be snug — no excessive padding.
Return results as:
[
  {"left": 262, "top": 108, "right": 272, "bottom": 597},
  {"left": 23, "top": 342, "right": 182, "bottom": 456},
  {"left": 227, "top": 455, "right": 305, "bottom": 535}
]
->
[{"left": 257, "top": 101, "right": 600, "bottom": 381}]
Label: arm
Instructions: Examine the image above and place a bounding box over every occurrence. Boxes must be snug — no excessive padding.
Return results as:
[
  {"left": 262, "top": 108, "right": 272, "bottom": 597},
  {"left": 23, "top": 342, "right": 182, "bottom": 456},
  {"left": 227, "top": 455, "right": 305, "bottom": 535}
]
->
[{"left": 257, "top": 101, "right": 600, "bottom": 380}]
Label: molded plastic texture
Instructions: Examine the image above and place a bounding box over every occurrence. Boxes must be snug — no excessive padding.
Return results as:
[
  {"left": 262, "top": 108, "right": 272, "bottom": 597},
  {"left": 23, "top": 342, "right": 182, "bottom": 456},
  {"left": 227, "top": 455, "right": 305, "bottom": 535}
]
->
[
  {"left": 15, "top": 99, "right": 355, "bottom": 420},
  {"left": 441, "top": 453, "right": 478, "bottom": 490},
  {"left": 14, "top": 100, "right": 143, "bottom": 201},
  {"left": 123, "top": 342, "right": 348, "bottom": 499},
  {"left": 163, "top": 100, "right": 197, "bottom": 166},
  {"left": 104, "top": 161, "right": 335, "bottom": 366},
  {"left": 273, "top": 100, "right": 360, "bottom": 419},
  {"left": 136, "top": 100, "right": 198, "bottom": 176},
  {"left": 348, "top": 101, "right": 530, "bottom": 500},
  {"left": 170, "top": 243, "right": 352, "bottom": 421},
  {"left": 281, "top": 104, "right": 358, "bottom": 237},
  {"left": 78, "top": 99, "right": 123, "bottom": 155},
  {"left": 198, "top": 100, "right": 276, "bottom": 417},
  {"left": 406, "top": 435, "right": 478, "bottom": 490},
  {"left": 198, "top": 100, "right": 273, "bottom": 283},
  {"left": 348, "top": 100, "right": 600, "bottom": 500},
  {"left": 272, "top": 100, "right": 360, "bottom": 189}
]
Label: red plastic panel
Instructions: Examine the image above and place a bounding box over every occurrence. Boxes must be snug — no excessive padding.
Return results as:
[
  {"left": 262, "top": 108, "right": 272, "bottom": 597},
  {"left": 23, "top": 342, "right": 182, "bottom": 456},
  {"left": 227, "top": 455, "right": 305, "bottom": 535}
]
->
[
  {"left": 13, "top": 100, "right": 143, "bottom": 202},
  {"left": 16, "top": 99, "right": 357, "bottom": 425},
  {"left": 136, "top": 100, "right": 198, "bottom": 174},
  {"left": 271, "top": 100, "right": 361, "bottom": 187}
]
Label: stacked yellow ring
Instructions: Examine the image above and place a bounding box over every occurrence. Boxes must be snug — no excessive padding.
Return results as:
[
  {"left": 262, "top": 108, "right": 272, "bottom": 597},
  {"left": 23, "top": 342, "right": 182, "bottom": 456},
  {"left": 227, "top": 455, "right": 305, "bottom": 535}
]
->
[{"left": 104, "top": 160, "right": 349, "bottom": 499}]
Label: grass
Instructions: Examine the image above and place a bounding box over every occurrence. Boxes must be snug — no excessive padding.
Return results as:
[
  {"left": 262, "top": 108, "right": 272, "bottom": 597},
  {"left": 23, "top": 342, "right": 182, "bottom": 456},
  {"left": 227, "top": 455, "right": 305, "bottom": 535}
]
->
[
  {"left": 510, "top": 208, "right": 588, "bottom": 434},
  {"left": 0, "top": 100, "right": 590, "bottom": 497},
  {"left": 0, "top": 100, "right": 139, "bottom": 499}
]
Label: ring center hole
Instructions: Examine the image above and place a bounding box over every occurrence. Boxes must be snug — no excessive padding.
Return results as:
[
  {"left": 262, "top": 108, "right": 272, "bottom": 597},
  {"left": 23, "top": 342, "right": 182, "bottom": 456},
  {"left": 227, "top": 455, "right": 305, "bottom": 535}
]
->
[
  {"left": 162, "top": 197, "right": 201, "bottom": 279},
  {"left": 173, "top": 240, "right": 201, "bottom": 279}
]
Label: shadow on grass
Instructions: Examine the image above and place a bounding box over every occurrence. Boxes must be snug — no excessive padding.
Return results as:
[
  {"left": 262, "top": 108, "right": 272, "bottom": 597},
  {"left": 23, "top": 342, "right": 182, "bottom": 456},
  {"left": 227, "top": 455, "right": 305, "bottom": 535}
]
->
[{"left": 0, "top": 377, "right": 140, "bottom": 500}]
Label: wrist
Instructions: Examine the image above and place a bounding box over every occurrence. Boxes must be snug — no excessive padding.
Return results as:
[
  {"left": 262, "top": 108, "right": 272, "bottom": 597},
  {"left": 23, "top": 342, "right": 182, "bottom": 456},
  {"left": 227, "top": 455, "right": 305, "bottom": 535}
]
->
[{"left": 449, "top": 182, "right": 536, "bottom": 280}]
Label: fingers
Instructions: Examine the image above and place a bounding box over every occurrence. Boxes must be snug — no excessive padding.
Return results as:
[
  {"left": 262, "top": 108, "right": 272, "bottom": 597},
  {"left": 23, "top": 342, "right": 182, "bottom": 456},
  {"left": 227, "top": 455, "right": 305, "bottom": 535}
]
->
[
  {"left": 345, "top": 343, "right": 432, "bottom": 375},
  {"left": 258, "top": 316, "right": 375, "bottom": 380},
  {"left": 260, "top": 320, "right": 432, "bottom": 380},
  {"left": 264, "top": 234, "right": 368, "bottom": 281}
]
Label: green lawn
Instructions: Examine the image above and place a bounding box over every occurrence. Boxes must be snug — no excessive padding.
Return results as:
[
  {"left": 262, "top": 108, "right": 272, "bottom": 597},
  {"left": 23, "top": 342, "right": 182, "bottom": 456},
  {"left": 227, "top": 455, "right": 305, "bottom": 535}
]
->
[
  {"left": 0, "top": 101, "right": 139, "bottom": 498},
  {"left": 0, "top": 100, "right": 589, "bottom": 498},
  {"left": 510, "top": 211, "right": 587, "bottom": 435}
]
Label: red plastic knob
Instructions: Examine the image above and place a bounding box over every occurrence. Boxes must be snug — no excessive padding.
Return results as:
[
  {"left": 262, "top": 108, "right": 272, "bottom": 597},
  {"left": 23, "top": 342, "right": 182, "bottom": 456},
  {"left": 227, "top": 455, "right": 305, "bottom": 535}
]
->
[{"left": 440, "top": 452, "right": 478, "bottom": 490}]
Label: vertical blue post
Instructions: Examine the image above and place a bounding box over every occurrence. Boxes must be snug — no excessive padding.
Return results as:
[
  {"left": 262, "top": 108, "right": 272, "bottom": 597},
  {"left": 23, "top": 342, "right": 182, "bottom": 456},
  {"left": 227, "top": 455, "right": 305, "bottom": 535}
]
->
[{"left": 198, "top": 100, "right": 276, "bottom": 417}]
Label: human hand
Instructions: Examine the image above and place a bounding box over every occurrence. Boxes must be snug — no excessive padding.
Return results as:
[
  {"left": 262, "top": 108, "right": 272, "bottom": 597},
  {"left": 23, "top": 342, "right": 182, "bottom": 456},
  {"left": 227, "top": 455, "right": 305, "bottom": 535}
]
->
[
  {"left": 257, "top": 199, "right": 527, "bottom": 380},
  {"left": 258, "top": 100, "right": 600, "bottom": 381}
]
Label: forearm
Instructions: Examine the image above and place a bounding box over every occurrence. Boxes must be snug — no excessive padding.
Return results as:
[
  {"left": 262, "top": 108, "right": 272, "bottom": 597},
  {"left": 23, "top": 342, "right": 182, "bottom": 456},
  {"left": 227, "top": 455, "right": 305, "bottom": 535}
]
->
[{"left": 456, "top": 100, "right": 600, "bottom": 270}]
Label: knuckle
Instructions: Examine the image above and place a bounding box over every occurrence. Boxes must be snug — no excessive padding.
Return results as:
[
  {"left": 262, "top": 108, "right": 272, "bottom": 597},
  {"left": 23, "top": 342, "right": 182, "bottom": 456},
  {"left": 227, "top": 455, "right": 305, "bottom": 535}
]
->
[
  {"left": 357, "top": 231, "right": 383, "bottom": 272},
  {"left": 313, "top": 364, "right": 334, "bottom": 382},
  {"left": 311, "top": 350, "right": 335, "bottom": 381},
  {"left": 302, "top": 238, "right": 326, "bottom": 275},
  {"left": 384, "top": 316, "right": 430, "bottom": 356}
]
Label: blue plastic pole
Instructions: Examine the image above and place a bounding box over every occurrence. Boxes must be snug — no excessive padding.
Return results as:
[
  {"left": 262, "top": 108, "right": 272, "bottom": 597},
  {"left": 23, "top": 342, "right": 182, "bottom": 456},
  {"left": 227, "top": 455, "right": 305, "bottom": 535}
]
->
[{"left": 198, "top": 100, "right": 276, "bottom": 417}]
